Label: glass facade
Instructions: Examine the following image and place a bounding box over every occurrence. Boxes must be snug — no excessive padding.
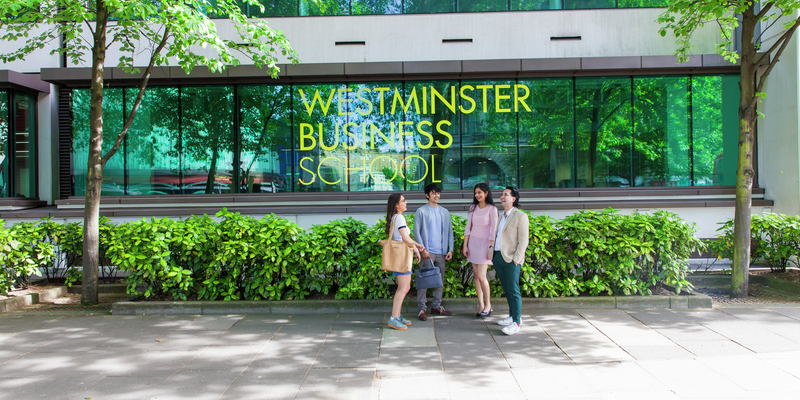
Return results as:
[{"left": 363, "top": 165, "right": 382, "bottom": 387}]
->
[
  {"left": 69, "top": 74, "right": 740, "bottom": 195},
  {"left": 226, "top": 0, "right": 666, "bottom": 18},
  {"left": 0, "top": 90, "right": 37, "bottom": 198}
]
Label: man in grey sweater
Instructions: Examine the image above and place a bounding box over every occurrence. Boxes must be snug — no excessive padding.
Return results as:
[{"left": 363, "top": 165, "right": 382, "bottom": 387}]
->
[{"left": 413, "top": 183, "right": 455, "bottom": 321}]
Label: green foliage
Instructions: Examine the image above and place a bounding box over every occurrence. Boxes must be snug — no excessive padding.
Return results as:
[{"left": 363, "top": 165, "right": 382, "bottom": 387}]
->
[
  {"left": 0, "top": 208, "right": 702, "bottom": 299},
  {"left": 0, "top": 219, "right": 55, "bottom": 296},
  {"left": 710, "top": 213, "right": 800, "bottom": 272}
]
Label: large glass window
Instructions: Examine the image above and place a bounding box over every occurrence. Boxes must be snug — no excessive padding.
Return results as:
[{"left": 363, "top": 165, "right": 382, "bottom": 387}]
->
[
  {"left": 692, "top": 75, "right": 739, "bottom": 186},
  {"left": 293, "top": 83, "right": 348, "bottom": 192},
  {"left": 633, "top": 76, "right": 690, "bottom": 187},
  {"left": 125, "top": 87, "right": 181, "bottom": 195},
  {"left": 461, "top": 80, "right": 518, "bottom": 191},
  {"left": 180, "top": 86, "right": 235, "bottom": 194},
  {"left": 513, "top": 0, "right": 564, "bottom": 10},
  {"left": 352, "top": 0, "right": 402, "bottom": 15},
  {"left": 346, "top": 82, "right": 405, "bottom": 191},
  {"left": 69, "top": 75, "right": 742, "bottom": 197},
  {"left": 519, "top": 78, "right": 574, "bottom": 188},
  {"left": 72, "top": 88, "right": 125, "bottom": 196},
  {"left": 239, "top": 85, "right": 293, "bottom": 194},
  {"left": 404, "top": 80, "right": 461, "bottom": 191},
  {"left": 0, "top": 91, "right": 8, "bottom": 197},
  {"left": 404, "top": 0, "right": 455, "bottom": 13},
  {"left": 299, "top": 0, "right": 350, "bottom": 15},
  {"left": 575, "top": 77, "right": 632, "bottom": 188},
  {"left": 13, "top": 93, "right": 37, "bottom": 198},
  {"left": 248, "top": 0, "right": 299, "bottom": 17},
  {"left": 565, "top": 0, "right": 615, "bottom": 9},
  {"left": 459, "top": 0, "right": 509, "bottom": 12}
]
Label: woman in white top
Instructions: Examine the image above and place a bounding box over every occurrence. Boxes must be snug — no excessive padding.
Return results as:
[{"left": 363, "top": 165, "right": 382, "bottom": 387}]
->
[{"left": 385, "top": 193, "right": 423, "bottom": 331}]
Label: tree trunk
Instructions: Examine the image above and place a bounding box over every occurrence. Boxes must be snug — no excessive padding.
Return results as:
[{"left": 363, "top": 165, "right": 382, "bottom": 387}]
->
[
  {"left": 205, "top": 142, "right": 220, "bottom": 194},
  {"left": 731, "top": 9, "right": 758, "bottom": 298},
  {"left": 82, "top": 1, "right": 108, "bottom": 304}
]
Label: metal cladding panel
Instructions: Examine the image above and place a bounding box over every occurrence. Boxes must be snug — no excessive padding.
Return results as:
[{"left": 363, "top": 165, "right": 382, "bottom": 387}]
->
[
  {"left": 58, "top": 88, "right": 73, "bottom": 200},
  {"left": 641, "top": 55, "right": 702, "bottom": 69}
]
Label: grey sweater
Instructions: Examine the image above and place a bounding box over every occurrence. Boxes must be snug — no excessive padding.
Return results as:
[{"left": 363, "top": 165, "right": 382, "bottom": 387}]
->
[{"left": 414, "top": 204, "right": 455, "bottom": 255}]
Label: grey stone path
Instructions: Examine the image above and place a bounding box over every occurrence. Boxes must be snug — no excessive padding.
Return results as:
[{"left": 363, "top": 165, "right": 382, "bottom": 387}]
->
[{"left": 2, "top": 308, "right": 800, "bottom": 399}]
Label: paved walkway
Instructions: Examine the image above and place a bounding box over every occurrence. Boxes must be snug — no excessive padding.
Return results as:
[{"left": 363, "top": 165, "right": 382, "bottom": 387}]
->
[{"left": 2, "top": 308, "right": 800, "bottom": 399}]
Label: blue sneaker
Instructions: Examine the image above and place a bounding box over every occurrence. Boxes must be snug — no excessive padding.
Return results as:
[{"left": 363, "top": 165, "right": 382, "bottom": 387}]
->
[
  {"left": 387, "top": 317, "right": 408, "bottom": 330},
  {"left": 398, "top": 315, "right": 412, "bottom": 326}
]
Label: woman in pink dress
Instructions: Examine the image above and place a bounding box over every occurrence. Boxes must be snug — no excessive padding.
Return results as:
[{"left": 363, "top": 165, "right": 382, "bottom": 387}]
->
[{"left": 461, "top": 183, "right": 498, "bottom": 318}]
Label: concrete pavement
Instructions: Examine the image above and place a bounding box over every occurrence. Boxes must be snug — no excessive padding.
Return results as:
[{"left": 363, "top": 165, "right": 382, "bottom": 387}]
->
[{"left": 2, "top": 308, "right": 800, "bottom": 399}]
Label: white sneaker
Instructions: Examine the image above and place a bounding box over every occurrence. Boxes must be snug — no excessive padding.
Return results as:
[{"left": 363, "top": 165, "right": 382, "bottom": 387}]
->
[
  {"left": 502, "top": 322, "right": 520, "bottom": 336},
  {"left": 497, "top": 316, "right": 513, "bottom": 326}
]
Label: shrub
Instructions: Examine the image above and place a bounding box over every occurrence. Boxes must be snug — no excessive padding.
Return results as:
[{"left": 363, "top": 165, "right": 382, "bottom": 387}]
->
[
  {"left": 710, "top": 213, "right": 800, "bottom": 272},
  {"left": 0, "top": 220, "right": 55, "bottom": 295}
]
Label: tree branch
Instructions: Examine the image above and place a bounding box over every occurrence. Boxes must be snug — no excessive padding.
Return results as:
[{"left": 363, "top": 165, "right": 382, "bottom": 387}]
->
[
  {"left": 755, "top": 17, "right": 800, "bottom": 97},
  {"left": 755, "top": 2, "right": 774, "bottom": 20},
  {"left": 753, "top": 17, "right": 796, "bottom": 66},
  {"left": 754, "top": 10, "right": 784, "bottom": 48},
  {"left": 100, "top": 26, "right": 171, "bottom": 167}
]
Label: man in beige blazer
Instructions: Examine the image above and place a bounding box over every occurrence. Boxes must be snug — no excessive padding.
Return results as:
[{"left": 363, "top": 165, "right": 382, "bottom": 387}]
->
[{"left": 491, "top": 186, "right": 529, "bottom": 336}]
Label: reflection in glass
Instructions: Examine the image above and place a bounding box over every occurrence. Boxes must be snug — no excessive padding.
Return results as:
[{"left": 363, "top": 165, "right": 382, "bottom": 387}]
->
[
  {"left": 565, "top": 0, "right": 614, "bottom": 9},
  {"left": 352, "top": 0, "right": 402, "bottom": 14},
  {"left": 692, "top": 75, "right": 739, "bottom": 186},
  {"left": 575, "top": 77, "right": 632, "bottom": 188},
  {"left": 72, "top": 88, "right": 126, "bottom": 196},
  {"left": 293, "top": 83, "right": 348, "bottom": 192},
  {"left": 459, "top": 0, "right": 509, "bottom": 12},
  {"left": 402, "top": 81, "right": 460, "bottom": 191},
  {"left": 13, "top": 93, "right": 37, "bottom": 198},
  {"left": 633, "top": 76, "right": 690, "bottom": 187},
  {"left": 347, "top": 82, "right": 405, "bottom": 191},
  {"left": 513, "top": 0, "right": 564, "bottom": 10},
  {"left": 519, "top": 78, "right": 574, "bottom": 188},
  {"left": 125, "top": 87, "right": 181, "bottom": 195},
  {"left": 239, "top": 85, "right": 293, "bottom": 194},
  {"left": 461, "top": 80, "right": 517, "bottom": 190},
  {"left": 617, "top": 0, "right": 668, "bottom": 6},
  {"left": 0, "top": 91, "right": 8, "bottom": 197},
  {"left": 299, "top": 0, "right": 350, "bottom": 15},
  {"left": 248, "top": 0, "right": 299, "bottom": 17},
  {"left": 181, "top": 86, "right": 235, "bottom": 194},
  {"left": 404, "top": 0, "right": 455, "bottom": 13}
]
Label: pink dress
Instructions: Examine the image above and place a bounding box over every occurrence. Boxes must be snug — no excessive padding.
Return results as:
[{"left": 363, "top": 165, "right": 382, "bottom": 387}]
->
[{"left": 464, "top": 204, "right": 498, "bottom": 265}]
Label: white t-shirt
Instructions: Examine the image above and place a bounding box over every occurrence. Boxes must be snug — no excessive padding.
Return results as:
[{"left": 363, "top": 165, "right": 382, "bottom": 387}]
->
[{"left": 391, "top": 214, "right": 408, "bottom": 241}]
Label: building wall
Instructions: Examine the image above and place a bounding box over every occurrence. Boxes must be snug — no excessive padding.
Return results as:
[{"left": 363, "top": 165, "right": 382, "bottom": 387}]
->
[
  {"left": 759, "top": 34, "right": 800, "bottom": 216},
  {"left": 81, "top": 9, "right": 723, "bottom": 67}
]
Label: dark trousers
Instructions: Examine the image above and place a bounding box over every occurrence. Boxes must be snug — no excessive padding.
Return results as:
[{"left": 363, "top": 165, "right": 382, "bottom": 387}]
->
[{"left": 493, "top": 251, "right": 521, "bottom": 324}]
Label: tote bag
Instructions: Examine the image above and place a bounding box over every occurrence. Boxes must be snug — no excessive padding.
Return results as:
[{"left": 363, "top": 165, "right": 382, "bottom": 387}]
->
[
  {"left": 380, "top": 215, "right": 415, "bottom": 273},
  {"left": 415, "top": 257, "right": 443, "bottom": 290}
]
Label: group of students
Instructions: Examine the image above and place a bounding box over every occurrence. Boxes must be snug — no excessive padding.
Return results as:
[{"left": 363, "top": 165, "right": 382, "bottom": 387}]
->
[{"left": 384, "top": 183, "right": 530, "bottom": 336}]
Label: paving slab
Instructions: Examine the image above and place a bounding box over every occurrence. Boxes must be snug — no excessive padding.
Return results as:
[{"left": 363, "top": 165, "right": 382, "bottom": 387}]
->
[
  {"left": 313, "top": 342, "right": 380, "bottom": 368},
  {"left": 379, "top": 373, "right": 451, "bottom": 399},
  {"left": 698, "top": 355, "right": 800, "bottom": 391},
  {"left": 599, "top": 391, "right": 681, "bottom": 400},
  {"left": 295, "top": 388, "right": 374, "bottom": 400},
  {"left": 444, "top": 369, "right": 522, "bottom": 394},
  {"left": 75, "top": 376, "right": 167, "bottom": 400},
  {"left": 299, "top": 368, "right": 375, "bottom": 391},
  {"left": 183, "top": 344, "right": 263, "bottom": 370},
  {"left": 513, "top": 365, "right": 602, "bottom": 398},
  {"left": 619, "top": 344, "right": 696, "bottom": 360},
  {"left": 577, "top": 362, "right": 669, "bottom": 392},
  {"left": 636, "top": 359, "right": 754, "bottom": 398},
  {"left": 220, "top": 370, "right": 306, "bottom": 400},
  {"left": 381, "top": 326, "right": 437, "bottom": 347},
  {"left": 177, "top": 314, "right": 245, "bottom": 331},
  {"left": 249, "top": 340, "right": 321, "bottom": 366},
  {"left": 106, "top": 349, "right": 201, "bottom": 376},
  {"left": 377, "top": 346, "right": 443, "bottom": 376},
  {"left": 3, "top": 370, "right": 105, "bottom": 400},
  {"left": 530, "top": 310, "right": 634, "bottom": 363},
  {"left": 147, "top": 369, "right": 242, "bottom": 400},
  {"left": 438, "top": 342, "right": 509, "bottom": 369}
]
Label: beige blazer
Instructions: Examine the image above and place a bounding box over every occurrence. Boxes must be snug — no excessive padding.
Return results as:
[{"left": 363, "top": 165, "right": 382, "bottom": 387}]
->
[{"left": 496, "top": 208, "right": 530, "bottom": 265}]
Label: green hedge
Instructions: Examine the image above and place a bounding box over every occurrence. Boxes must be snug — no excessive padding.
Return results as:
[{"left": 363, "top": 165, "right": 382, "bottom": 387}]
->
[
  {"left": 708, "top": 213, "right": 800, "bottom": 272},
  {"left": 0, "top": 208, "right": 703, "bottom": 298}
]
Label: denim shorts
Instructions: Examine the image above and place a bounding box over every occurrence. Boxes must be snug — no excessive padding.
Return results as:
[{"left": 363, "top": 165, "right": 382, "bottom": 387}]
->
[{"left": 392, "top": 271, "right": 412, "bottom": 276}]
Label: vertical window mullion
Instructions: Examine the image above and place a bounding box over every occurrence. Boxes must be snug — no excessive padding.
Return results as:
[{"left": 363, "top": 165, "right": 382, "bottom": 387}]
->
[
  {"left": 8, "top": 91, "right": 14, "bottom": 198},
  {"left": 630, "top": 76, "right": 635, "bottom": 187},
  {"left": 572, "top": 78, "right": 578, "bottom": 188},
  {"left": 290, "top": 84, "right": 295, "bottom": 192},
  {"left": 233, "top": 85, "right": 240, "bottom": 193},
  {"left": 688, "top": 76, "right": 694, "bottom": 186},
  {"left": 178, "top": 86, "right": 183, "bottom": 191}
]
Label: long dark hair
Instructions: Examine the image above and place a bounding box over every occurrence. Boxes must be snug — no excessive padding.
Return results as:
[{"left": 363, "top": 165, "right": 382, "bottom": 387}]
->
[
  {"left": 470, "top": 183, "right": 494, "bottom": 212},
  {"left": 385, "top": 193, "right": 403, "bottom": 237}
]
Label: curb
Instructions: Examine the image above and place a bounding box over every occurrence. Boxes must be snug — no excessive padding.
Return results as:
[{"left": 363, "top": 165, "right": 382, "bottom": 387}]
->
[
  {"left": 750, "top": 274, "right": 800, "bottom": 296},
  {"left": 68, "top": 284, "right": 129, "bottom": 294},
  {"left": 112, "top": 294, "right": 711, "bottom": 315},
  {"left": 0, "top": 287, "right": 68, "bottom": 313}
]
